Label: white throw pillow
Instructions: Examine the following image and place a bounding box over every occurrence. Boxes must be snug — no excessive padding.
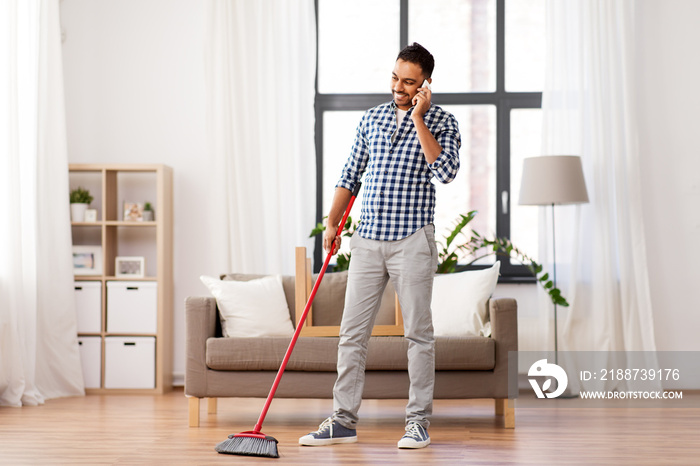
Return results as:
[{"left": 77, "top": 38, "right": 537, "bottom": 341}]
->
[
  {"left": 431, "top": 262, "right": 500, "bottom": 337},
  {"left": 200, "top": 275, "right": 295, "bottom": 338}
]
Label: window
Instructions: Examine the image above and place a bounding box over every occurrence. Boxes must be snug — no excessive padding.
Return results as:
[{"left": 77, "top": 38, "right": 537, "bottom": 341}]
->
[{"left": 314, "top": 0, "right": 545, "bottom": 278}]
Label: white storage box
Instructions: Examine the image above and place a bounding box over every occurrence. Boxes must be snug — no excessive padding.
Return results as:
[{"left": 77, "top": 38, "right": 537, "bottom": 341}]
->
[
  {"left": 78, "top": 336, "right": 102, "bottom": 389},
  {"left": 104, "top": 336, "right": 155, "bottom": 389},
  {"left": 74, "top": 281, "right": 102, "bottom": 333},
  {"left": 106, "top": 281, "right": 157, "bottom": 334}
]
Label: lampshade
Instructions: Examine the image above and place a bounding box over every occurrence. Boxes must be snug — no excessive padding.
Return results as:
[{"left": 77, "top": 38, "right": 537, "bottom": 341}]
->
[{"left": 518, "top": 156, "right": 589, "bottom": 206}]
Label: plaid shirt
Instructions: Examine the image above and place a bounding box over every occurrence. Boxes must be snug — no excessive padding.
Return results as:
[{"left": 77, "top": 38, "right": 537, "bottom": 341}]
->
[{"left": 336, "top": 101, "right": 461, "bottom": 241}]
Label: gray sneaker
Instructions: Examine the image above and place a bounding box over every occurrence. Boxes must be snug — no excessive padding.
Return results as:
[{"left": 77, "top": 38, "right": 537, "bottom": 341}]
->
[
  {"left": 397, "top": 422, "right": 430, "bottom": 449},
  {"left": 299, "top": 417, "right": 358, "bottom": 446}
]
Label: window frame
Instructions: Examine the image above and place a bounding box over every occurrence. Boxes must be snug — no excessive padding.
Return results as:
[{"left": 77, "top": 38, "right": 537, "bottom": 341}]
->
[{"left": 313, "top": 0, "right": 542, "bottom": 281}]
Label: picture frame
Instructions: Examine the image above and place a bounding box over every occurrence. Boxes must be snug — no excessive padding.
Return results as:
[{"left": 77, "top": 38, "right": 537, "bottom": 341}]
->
[
  {"left": 84, "top": 209, "right": 98, "bottom": 222},
  {"left": 115, "top": 256, "right": 145, "bottom": 278},
  {"left": 72, "top": 245, "right": 103, "bottom": 276},
  {"left": 123, "top": 202, "right": 144, "bottom": 221}
]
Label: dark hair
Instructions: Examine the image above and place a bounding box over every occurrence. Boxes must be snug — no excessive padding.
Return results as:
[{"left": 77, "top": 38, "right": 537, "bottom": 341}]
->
[{"left": 396, "top": 42, "right": 435, "bottom": 78}]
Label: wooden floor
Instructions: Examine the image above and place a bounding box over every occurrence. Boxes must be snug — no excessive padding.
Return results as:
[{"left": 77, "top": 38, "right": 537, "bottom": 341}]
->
[{"left": 1, "top": 388, "right": 699, "bottom": 465}]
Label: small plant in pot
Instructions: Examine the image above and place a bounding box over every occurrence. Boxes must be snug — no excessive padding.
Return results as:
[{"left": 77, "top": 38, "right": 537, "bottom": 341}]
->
[
  {"left": 143, "top": 202, "right": 154, "bottom": 221},
  {"left": 69, "top": 187, "right": 94, "bottom": 222}
]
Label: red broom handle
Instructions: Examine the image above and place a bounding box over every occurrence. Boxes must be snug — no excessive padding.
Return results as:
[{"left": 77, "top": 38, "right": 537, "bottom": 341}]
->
[{"left": 253, "top": 184, "right": 361, "bottom": 433}]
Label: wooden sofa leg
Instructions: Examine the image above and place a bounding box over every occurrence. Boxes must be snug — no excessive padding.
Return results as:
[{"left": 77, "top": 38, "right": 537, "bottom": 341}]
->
[
  {"left": 504, "top": 404, "right": 515, "bottom": 428},
  {"left": 188, "top": 397, "right": 200, "bottom": 427},
  {"left": 495, "top": 398, "right": 504, "bottom": 416},
  {"left": 495, "top": 398, "right": 515, "bottom": 428},
  {"left": 207, "top": 397, "right": 218, "bottom": 415}
]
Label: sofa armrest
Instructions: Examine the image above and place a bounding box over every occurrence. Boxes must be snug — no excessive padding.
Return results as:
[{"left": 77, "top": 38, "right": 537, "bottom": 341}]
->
[
  {"left": 489, "top": 297, "right": 518, "bottom": 396},
  {"left": 489, "top": 297, "right": 518, "bottom": 352},
  {"left": 185, "top": 296, "right": 218, "bottom": 397}
]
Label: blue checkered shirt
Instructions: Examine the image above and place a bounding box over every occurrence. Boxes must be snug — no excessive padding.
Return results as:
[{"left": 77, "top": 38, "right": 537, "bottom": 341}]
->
[{"left": 336, "top": 101, "right": 461, "bottom": 241}]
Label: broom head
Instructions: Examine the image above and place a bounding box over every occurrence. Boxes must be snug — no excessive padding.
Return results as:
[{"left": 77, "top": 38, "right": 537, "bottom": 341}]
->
[{"left": 215, "top": 431, "right": 279, "bottom": 458}]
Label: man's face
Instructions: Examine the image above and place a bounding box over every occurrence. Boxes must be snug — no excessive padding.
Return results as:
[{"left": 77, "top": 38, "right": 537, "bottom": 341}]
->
[{"left": 391, "top": 59, "right": 427, "bottom": 111}]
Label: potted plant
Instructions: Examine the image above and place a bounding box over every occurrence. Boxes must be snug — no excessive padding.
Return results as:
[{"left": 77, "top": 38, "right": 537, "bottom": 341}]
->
[
  {"left": 310, "top": 211, "right": 568, "bottom": 307},
  {"left": 69, "top": 187, "right": 94, "bottom": 222},
  {"left": 143, "top": 202, "right": 154, "bottom": 221}
]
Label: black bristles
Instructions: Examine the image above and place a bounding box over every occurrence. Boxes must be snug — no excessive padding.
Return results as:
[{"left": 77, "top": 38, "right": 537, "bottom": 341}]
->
[{"left": 215, "top": 435, "right": 279, "bottom": 458}]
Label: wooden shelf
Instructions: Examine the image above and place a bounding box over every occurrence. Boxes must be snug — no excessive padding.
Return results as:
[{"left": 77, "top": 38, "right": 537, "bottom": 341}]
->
[
  {"left": 103, "top": 276, "right": 157, "bottom": 281},
  {"left": 73, "top": 275, "right": 104, "bottom": 281},
  {"left": 70, "top": 164, "right": 173, "bottom": 395},
  {"left": 71, "top": 221, "right": 103, "bottom": 226},
  {"left": 72, "top": 221, "right": 158, "bottom": 227},
  {"left": 105, "top": 221, "right": 157, "bottom": 227}
]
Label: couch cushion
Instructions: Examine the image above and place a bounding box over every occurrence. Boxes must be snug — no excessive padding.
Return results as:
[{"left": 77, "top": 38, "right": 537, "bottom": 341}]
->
[
  {"left": 221, "top": 273, "right": 297, "bottom": 320},
  {"left": 432, "top": 262, "right": 500, "bottom": 338},
  {"left": 201, "top": 275, "right": 295, "bottom": 338},
  {"left": 307, "top": 271, "right": 398, "bottom": 326},
  {"left": 206, "top": 336, "right": 495, "bottom": 371}
]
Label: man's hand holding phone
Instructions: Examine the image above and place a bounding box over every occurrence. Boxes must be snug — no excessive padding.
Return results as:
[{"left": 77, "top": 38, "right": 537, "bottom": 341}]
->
[{"left": 412, "top": 79, "right": 432, "bottom": 119}]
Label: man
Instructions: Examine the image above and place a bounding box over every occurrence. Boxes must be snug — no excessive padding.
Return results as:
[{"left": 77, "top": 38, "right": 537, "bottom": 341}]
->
[{"left": 299, "top": 43, "right": 461, "bottom": 449}]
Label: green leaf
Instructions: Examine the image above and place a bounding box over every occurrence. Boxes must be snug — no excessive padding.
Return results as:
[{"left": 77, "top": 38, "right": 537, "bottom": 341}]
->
[
  {"left": 437, "top": 253, "right": 459, "bottom": 274},
  {"left": 309, "top": 222, "right": 326, "bottom": 237},
  {"left": 444, "top": 215, "right": 470, "bottom": 249},
  {"left": 553, "top": 295, "right": 569, "bottom": 307},
  {"left": 335, "top": 253, "right": 351, "bottom": 272}
]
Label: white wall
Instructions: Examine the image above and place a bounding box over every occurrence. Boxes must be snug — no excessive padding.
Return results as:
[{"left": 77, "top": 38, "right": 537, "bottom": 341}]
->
[
  {"left": 60, "top": 0, "right": 700, "bottom": 387},
  {"left": 61, "top": 0, "right": 216, "bottom": 385}
]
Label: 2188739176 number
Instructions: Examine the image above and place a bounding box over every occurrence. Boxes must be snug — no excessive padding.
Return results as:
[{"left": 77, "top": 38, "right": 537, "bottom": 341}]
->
[{"left": 599, "top": 368, "right": 680, "bottom": 381}]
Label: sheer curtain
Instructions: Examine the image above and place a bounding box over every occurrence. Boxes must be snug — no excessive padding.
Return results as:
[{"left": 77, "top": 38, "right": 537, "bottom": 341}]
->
[
  {"left": 0, "top": 0, "right": 84, "bottom": 406},
  {"left": 540, "top": 0, "right": 658, "bottom": 361},
  {"left": 205, "top": 0, "right": 316, "bottom": 275}
]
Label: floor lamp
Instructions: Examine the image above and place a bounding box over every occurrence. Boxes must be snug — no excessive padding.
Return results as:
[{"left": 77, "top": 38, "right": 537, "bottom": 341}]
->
[{"left": 518, "top": 156, "right": 589, "bottom": 365}]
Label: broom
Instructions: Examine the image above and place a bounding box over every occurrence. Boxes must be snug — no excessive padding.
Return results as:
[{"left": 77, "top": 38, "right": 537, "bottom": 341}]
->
[{"left": 215, "top": 183, "right": 362, "bottom": 458}]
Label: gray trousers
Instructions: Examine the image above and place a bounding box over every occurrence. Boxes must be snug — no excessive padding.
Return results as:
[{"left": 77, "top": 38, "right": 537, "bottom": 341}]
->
[{"left": 332, "top": 224, "right": 438, "bottom": 429}]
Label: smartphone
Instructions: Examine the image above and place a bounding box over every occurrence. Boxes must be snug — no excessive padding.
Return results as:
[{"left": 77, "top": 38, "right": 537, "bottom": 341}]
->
[{"left": 421, "top": 79, "right": 431, "bottom": 90}]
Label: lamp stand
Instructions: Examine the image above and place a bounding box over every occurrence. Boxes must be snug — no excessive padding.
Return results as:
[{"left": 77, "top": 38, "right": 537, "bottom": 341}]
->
[
  {"left": 550, "top": 203, "right": 577, "bottom": 398},
  {"left": 551, "top": 202, "right": 558, "bottom": 365}
]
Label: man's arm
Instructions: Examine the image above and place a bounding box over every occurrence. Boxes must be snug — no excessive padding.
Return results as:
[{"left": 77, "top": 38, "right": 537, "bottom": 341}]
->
[
  {"left": 411, "top": 84, "right": 442, "bottom": 164},
  {"left": 327, "top": 114, "right": 369, "bottom": 254},
  {"left": 412, "top": 117, "right": 442, "bottom": 165},
  {"left": 412, "top": 85, "right": 461, "bottom": 184}
]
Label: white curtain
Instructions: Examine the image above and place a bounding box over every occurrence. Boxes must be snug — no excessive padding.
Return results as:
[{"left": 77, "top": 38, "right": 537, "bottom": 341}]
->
[
  {"left": 0, "top": 0, "right": 84, "bottom": 406},
  {"left": 205, "top": 0, "right": 317, "bottom": 275},
  {"left": 540, "top": 0, "right": 658, "bottom": 360}
]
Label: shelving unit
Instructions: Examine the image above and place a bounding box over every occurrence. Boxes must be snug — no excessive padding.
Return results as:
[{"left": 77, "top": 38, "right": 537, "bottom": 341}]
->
[{"left": 70, "top": 164, "right": 173, "bottom": 394}]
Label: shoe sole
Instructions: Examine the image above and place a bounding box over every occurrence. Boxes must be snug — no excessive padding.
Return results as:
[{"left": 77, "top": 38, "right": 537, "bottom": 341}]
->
[
  {"left": 299, "top": 436, "right": 358, "bottom": 446},
  {"left": 397, "top": 438, "right": 431, "bottom": 449}
]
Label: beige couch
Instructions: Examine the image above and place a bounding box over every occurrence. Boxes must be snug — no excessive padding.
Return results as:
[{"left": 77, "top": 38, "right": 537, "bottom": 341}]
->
[{"left": 185, "top": 269, "right": 518, "bottom": 428}]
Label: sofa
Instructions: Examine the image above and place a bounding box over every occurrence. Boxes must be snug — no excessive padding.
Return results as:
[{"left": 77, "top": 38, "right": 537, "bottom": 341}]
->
[{"left": 185, "top": 255, "right": 518, "bottom": 429}]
